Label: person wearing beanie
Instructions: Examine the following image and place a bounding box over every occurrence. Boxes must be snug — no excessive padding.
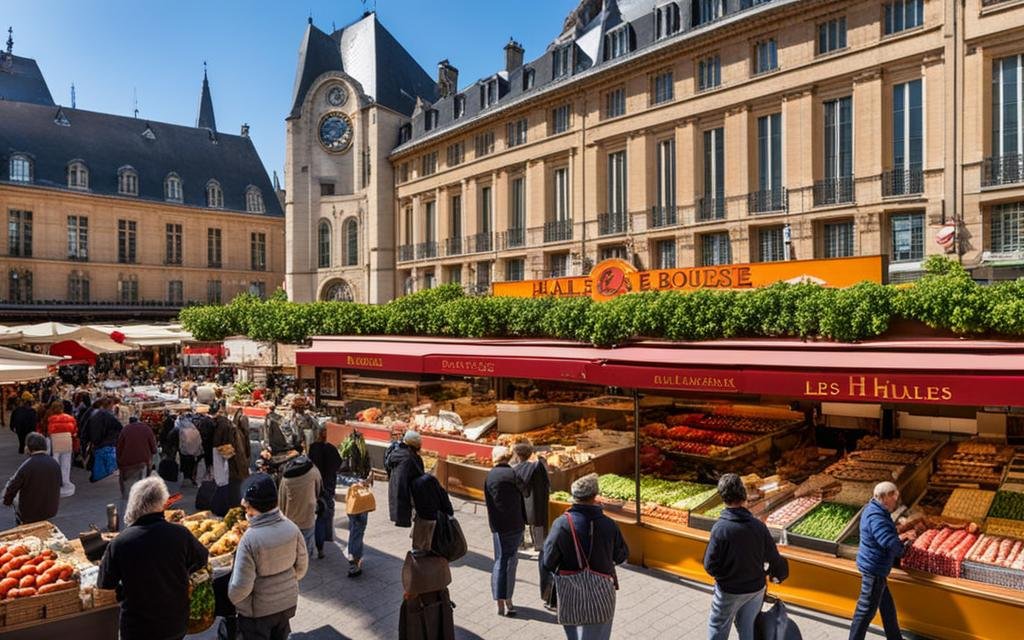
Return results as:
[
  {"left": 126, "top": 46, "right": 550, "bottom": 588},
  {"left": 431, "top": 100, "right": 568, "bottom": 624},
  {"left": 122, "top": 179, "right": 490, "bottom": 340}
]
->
[
  {"left": 229, "top": 473, "right": 309, "bottom": 640},
  {"left": 278, "top": 455, "right": 322, "bottom": 557},
  {"left": 385, "top": 430, "right": 424, "bottom": 528},
  {"left": 543, "top": 473, "right": 628, "bottom": 639}
]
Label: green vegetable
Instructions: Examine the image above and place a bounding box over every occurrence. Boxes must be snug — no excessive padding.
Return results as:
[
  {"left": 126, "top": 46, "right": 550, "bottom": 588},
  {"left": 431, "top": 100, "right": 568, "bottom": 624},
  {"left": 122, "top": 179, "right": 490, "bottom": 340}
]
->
[
  {"left": 989, "top": 490, "right": 1024, "bottom": 521},
  {"left": 702, "top": 503, "right": 727, "bottom": 518},
  {"left": 789, "top": 503, "right": 859, "bottom": 540},
  {"left": 596, "top": 474, "right": 715, "bottom": 509},
  {"left": 551, "top": 491, "right": 572, "bottom": 503}
]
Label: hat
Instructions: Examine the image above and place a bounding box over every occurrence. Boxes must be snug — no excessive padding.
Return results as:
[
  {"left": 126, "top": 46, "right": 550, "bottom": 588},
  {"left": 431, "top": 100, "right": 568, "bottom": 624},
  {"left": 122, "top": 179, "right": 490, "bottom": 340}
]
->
[
  {"left": 403, "top": 429, "right": 422, "bottom": 448},
  {"left": 243, "top": 473, "right": 278, "bottom": 509},
  {"left": 571, "top": 473, "right": 600, "bottom": 501}
]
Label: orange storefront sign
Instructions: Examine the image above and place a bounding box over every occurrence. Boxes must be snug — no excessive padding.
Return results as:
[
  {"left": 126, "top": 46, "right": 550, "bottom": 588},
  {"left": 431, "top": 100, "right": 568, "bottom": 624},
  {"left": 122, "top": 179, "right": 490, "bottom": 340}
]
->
[{"left": 492, "top": 255, "right": 886, "bottom": 301}]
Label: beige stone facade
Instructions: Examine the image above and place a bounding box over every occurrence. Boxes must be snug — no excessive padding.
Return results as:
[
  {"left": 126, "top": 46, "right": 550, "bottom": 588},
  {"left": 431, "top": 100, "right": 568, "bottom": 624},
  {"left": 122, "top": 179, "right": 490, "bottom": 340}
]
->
[{"left": 389, "top": 0, "right": 1024, "bottom": 292}]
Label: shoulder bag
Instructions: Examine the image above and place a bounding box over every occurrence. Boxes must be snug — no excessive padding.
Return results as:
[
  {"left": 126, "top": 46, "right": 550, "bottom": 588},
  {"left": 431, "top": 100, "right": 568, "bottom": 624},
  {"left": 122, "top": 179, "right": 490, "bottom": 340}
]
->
[
  {"left": 431, "top": 511, "right": 467, "bottom": 562},
  {"left": 401, "top": 549, "right": 451, "bottom": 596},
  {"left": 345, "top": 483, "right": 377, "bottom": 515},
  {"left": 553, "top": 514, "right": 617, "bottom": 626}
]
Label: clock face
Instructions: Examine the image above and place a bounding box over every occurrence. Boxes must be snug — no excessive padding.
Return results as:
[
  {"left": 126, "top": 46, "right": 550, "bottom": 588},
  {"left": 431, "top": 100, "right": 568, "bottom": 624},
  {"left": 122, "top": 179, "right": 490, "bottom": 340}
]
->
[
  {"left": 318, "top": 111, "right": 353, "bottom": 153},
  {"left": 327, "top": 86, "right": 348, "bottom": 107}
]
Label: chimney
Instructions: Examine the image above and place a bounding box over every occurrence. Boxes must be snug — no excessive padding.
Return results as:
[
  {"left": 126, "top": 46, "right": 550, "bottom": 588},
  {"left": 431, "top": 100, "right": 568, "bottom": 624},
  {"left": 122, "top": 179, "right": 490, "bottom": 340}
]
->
[
  {"left": 504, "top": 38, "right": 524, "bottom": 72},
  {"left": 240, "top": 123, "right": 250, "bottom": 137},
  {"left": 437, "top": 59, "right": 459, "bottom": 99}
]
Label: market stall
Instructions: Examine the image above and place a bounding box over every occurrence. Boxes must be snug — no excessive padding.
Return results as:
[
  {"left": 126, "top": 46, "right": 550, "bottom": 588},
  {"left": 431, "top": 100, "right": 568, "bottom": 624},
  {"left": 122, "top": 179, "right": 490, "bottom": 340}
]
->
[{"left": 297, "top": 334, "right": 1024, "bottom": 640}]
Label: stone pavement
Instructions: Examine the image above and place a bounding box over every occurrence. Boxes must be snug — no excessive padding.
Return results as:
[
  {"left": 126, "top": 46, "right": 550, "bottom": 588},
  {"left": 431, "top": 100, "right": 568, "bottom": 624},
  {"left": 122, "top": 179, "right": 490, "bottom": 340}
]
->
[{"left": 0, "top": 429, "right": 889, "bottom": 639}]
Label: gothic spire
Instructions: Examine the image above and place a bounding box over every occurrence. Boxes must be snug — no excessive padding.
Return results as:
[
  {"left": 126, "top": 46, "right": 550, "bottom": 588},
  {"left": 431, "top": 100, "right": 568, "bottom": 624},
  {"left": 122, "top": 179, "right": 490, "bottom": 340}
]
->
[
  {"left": 5, "top": 27, "right": 12, "bottom": 56},
  {"left": 196, "top": 61, "right": 216, "bottom": 132}
]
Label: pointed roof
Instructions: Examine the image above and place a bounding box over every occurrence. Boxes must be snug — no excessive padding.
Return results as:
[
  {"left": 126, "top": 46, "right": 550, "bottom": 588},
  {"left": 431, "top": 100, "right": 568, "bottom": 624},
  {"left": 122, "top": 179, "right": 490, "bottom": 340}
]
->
[
  {"left": 197, "top": 64, "right": 216, "bottom": 132},
  {"left": 0, "top": 54, "right": 55, "bottom": 106}
]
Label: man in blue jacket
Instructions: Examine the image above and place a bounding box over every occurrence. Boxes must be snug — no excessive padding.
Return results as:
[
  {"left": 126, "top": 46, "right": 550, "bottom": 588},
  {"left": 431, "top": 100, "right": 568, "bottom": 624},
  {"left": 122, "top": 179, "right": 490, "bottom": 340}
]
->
[{"left": 849, "top": 481, "right": 916, "bottom": 640}]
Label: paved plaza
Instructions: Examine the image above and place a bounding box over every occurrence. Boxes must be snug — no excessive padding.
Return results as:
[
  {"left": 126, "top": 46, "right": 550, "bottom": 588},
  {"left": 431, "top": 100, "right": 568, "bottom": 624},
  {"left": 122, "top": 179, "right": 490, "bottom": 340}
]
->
[{"left": 0, "top": 430, "right": 896, "bottom": 640}]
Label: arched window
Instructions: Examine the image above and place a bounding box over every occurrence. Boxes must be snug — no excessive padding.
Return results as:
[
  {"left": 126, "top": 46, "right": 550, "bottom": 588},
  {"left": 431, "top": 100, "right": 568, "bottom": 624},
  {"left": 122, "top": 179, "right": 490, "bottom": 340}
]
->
[
  {"left": 321, "top": 279, "right": 354, "bottom": 302},
  {"left": 165, "top": 173, "right": 183, "bottom": 202},
  {"left": 206, "top": 180, "right": 223, "bottom": 209},
  {"left": 344, "top": 218, "right": 358, "bottom": 266},
  {"left": 246, "top": 186, "right": 265, "bottom": 213},
  {"left": 67, "top": 161, "right": 89, "bottom": 190},
  {"left": 118, "top": 166, "right": 139, "bottom": 196},
  {"left": 318, "top": 220, "right": 331, "bottom": 268},
  {"left": 8, "top": 154, "right": 31, "bottom": 183}
]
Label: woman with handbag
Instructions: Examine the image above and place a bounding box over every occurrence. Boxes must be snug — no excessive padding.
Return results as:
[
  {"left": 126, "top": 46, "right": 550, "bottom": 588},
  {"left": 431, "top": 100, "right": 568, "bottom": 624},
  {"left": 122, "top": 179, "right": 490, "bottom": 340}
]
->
[
  {"left": 308, "top": 428, "right": 342, "bottom": 560},
  {"left": 542, "top": 473, "right": 628, "bottom": 640},
  {"left": 338, "top": 430, "right": 375, "bottom": 576},
  {"left": 46, "top": 401, "right": 78, "bottom": 497}
]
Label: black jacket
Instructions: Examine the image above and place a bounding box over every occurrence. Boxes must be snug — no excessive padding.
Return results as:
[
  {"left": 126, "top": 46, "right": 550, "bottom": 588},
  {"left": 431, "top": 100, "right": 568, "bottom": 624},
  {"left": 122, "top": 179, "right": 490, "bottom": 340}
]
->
[
  {"left": 543, "top": 503, "right": 628, "bottom": 586},
  {"left": 514, "top": 459, "right": 551, "bottom": 527},
  {"left": 308, "top": 441, "right": 342, "bottom": 495},
  {"left": 84, "top": 409, "right": 122, "bottom": 448},
  {"left": 10, "top": 405, "right": 36, "bottom": 435},
  {"left": 2, "top": 453, "right": 61, "bottom": 524},
  {"left": 704, "top": 507, "right": 789, "bottom": 594},
  {"left": 484, "top": 464, "right": 527, "bottom": 534},
  {"left": 411, "top": 473, "right": 453, "bottom": 521},
  {"left": 98, "top": 512, "right": 209, "bottom": 640},
  {"left": 386, "top": 444, "right": 424, "bottom": 527}
]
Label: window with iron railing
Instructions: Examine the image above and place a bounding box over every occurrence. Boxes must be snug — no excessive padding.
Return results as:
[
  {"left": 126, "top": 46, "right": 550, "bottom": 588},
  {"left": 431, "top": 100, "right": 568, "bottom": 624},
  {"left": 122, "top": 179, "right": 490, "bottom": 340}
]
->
[
  {"left": 703, "top": 128, "right": 725, "bottom": 219},
  {"left": 758, "top": 226, "right": 786, "bottom": 262}
]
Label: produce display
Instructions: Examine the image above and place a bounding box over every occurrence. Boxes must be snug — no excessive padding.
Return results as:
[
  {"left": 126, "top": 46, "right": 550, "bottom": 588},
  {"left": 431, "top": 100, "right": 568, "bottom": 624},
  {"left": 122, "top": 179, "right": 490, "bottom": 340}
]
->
[
  {"left": 598, "top": 474, "right": 716, "bottom": 511},
  {"left": 788, "top": 503, "right": 860, "bottom": 541},
  {"left": 903, "top": 526, "right": 980, "bottom": 578},
  {"left": 965, "top": 533, "right": 1024, "bottom": 570},
  {"left": 914, "top": 487, "right": 954, "bottom": 515},
  {"left": 642, "top": 423, "right": 752, "bottom": 448},
  {"left": 666, "top": 412, "right": 797, "bottom": 435},
  {"left": 0, "top": 545, "right": 77, "bottom": 600},
  {"left": 793, "top": 474, "right": 841, "bottom": 499},
  {"left": 825, "top": 460, "right": 902, "bottom": 484},
  {"left": 932, "top": 440, "right": 1014, "bottom": 486},
  {"left": 775, "top": 447, "right": 837, "bottom": 482},
  {"left": 988, "top": 491, "right": 1024, "bottom": 522},
  {"left": 183, "top": 508, "right": 248, "bottom": 557},
  {"left": 702, "top": 502, "right": 727, "bottom": 519},
  {"left": 856, "top": 436, "right": 937, "bottom": 455},
  {"left": 766, "top": 497, "right": 821, "bottom": 528},
  {"left": 984, "top": 518, "right": 1024, "bottom": 539},
  {"left": 942, "top": 489, "right": 996, "bottom": 523}
]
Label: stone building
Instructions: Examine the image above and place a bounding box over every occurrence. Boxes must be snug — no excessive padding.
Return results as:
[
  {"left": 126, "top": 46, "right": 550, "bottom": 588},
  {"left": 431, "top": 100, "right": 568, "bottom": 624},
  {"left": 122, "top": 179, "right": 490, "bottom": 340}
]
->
[{"left": 0, "top": 33, "right": 283, "bottom": 320}]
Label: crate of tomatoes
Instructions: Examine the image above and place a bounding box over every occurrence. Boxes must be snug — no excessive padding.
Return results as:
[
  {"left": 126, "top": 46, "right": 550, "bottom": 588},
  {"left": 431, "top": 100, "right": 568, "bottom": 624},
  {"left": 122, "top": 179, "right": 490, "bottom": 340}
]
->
[{"left": 0, "top": 542, "right": 81, "bottom": 627}]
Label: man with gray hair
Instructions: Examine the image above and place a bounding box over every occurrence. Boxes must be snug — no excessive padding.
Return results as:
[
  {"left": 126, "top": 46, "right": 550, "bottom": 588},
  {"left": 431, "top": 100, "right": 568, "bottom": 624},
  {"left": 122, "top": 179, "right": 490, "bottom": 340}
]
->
[
  {"left": 849, "top": 481, "right": 915, "bottom": 640},
  {"left": 99, "top": 476, "right": 209, "bottom": 640},
  {"left": 3, "top": 432, "right": 61, "bottom": 525},
  {"left": 484, "top": 444, "right": 527, "bottom": 616}
]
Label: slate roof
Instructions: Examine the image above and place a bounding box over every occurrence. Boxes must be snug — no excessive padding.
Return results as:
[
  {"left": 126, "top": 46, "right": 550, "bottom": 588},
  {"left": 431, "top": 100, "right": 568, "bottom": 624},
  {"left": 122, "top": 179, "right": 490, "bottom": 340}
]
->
[
  {"left": 289, "top": 12, "right": 437, "bottom": 119},
  {"left": 0, "top": 54, "right": 55, "bottom": 106},
  {"left": 0, "top": 99, "right": 283, "bottom": 217},
  {"left": 197, "top": 69, "right": 217, "bottom": 131}
]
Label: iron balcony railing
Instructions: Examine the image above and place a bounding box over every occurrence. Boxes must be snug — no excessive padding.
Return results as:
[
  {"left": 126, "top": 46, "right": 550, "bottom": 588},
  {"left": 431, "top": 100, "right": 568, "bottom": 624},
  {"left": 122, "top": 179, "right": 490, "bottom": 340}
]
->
[
  {"left": 882, "top": 168, "right": 924, "bottom": 197},
  {"left": 444, "top": 237, "right": 462, "bottom": 256},
  {"left": 697, "top": 196, "right": 725, "bottom": 222},
  {"left": 747, "top": 188, "right": 788, "bottom": 214},
  {"left": 649, "top": 206, "right": 678, "bottom": 229},
  {"left": 415, "top": 241, "right": 437, "bottom": 260},
  {"left": 543, "top": 219, "right": 573, "bottom": 243},
  {"left": 468, "top": 232, "right": 493, "bottom": 253},
  {"left": 498, "top": 227, "right": 526, "bottom": 250},
  {"left": 397, "top": 245, "right": 414, "bottom": 262},
  {"left": 813, "top": 176, "right": 855, "bottom": 206},
  {"left": 597, "top": 211, "right": 628, "bottom": 236},
  {"left": 982, "top": 154, "right": 1024, "bottom": 187}
]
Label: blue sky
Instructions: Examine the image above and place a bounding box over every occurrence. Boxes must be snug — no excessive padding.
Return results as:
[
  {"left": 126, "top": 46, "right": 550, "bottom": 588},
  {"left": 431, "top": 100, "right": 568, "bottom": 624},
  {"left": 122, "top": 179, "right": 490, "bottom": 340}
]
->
[{"left": 5, "top": 0, "right": 578, "bottom": 181}]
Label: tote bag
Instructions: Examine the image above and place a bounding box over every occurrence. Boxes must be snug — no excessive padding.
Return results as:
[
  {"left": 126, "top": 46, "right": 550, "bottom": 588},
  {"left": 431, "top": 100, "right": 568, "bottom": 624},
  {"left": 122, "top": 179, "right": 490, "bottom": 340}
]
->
[
  {"left": 345, "top": 483, "right": 377, "bottom": 515},
  {"left": 553, "top": 514, "right": 616, "bottom": 626}
]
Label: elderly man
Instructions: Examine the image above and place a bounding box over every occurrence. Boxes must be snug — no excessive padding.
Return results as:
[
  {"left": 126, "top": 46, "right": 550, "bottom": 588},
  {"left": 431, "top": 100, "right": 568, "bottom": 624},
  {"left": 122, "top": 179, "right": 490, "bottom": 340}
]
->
[
  {"left": 3, "top": 433, "right": 61, "bottom": 525},
  {"left": 386, "top": 430, "right": 425, "bottom": 528},
  {"left": 849, "top": 481, "right": 916, "bottom": 640},
  {"left": 98, "top": 477, "right": 209, "bottom": 640},
  {"left": 484, "top": 445, "right": 527, "bottom": 617}
]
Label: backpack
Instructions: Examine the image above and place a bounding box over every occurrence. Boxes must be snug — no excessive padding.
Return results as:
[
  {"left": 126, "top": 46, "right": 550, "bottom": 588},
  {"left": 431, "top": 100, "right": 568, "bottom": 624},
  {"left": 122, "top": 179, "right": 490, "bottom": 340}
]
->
[
  {"left": 179, "top": 422, "right": 203, "bottom": 457},
  {"left": 383, "top": 440, "right": 403, "bottom": 477},
  {"left": 339, "top": 431, "right": 371, "bottom": 479}
]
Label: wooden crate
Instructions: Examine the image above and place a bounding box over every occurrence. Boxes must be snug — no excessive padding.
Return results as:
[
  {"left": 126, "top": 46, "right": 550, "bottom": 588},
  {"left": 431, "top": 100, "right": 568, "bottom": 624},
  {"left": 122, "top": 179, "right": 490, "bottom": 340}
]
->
[{"left": 1, "top": 586, "right": 81, "bottom": 627}]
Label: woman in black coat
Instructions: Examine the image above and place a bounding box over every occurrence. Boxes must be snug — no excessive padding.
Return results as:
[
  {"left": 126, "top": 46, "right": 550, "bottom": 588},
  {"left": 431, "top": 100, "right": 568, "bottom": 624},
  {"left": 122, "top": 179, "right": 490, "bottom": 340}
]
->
[{"left": 512, "top": 441, "right": 550, "bottom": 550}]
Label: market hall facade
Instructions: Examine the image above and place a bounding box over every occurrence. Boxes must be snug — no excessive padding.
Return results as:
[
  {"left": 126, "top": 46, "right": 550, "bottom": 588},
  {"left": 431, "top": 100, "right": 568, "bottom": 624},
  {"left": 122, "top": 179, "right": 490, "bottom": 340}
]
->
[{"left": 286, "top": 0, "right": 1024, "bottom": 303}]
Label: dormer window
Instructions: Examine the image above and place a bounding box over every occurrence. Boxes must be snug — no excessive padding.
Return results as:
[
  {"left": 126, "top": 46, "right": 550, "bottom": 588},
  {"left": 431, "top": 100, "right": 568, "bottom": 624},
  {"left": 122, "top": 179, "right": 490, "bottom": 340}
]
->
[
  {"left": 480, "top": 79, "right": 498, "bottom": 109},
  {"left": 165, "top": 173, "right": 183, "bottom": 202},
  {"left": 398, "top": 124, "right": 412, "bottom": 144},
  {"left": 604, "top": 26, "right": 632, "bottom": 61},
  {"left": 523, "top": 68, "right": 535, "bottom": 91},
  {"left": 245, "top": 186, "right": 265, "bottom": 213},
  {"left": 424, "top": 109, "right": 439, "bottom": 131},
  {"left": 67, "top": 161, "right": 89, "bottom": 190},
  {"left": 694, "top": 0, "right": 724, "bottom": 27},
  {"left": 656, "top": 4, "right": 681, "bottom": 39},
  {"left": 118, "top": 166, "right": 139, "bottom": 196},
  {"left": 8, "top": 154, "right": 31, "bottom": 183},
  {"left": 206, "top": 180, "right": 223, "bottom": 209},
  {"left": 454, "top": 96, "right": 466, "bottom": 120},
  {"left": 553, "top": 45, "right": 572, "bottom": 79}
]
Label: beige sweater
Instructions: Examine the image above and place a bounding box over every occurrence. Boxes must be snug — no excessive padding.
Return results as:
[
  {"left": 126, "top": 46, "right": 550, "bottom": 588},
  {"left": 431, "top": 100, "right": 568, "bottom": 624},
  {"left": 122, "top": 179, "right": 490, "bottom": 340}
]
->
[{"left": 278, "top": 466, "right": 322, "bottom": 530}]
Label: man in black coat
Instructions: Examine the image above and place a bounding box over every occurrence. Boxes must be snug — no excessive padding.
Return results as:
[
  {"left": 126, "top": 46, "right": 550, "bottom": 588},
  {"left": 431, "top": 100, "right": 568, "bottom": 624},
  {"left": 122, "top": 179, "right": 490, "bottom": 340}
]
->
[
  {"left": 512, "top": 441, "right": 550, "bottom": 552},
  {"left": 99, "top": 476, "right": 208, "bottom": 640},
  {"left": 9, "top": 398, "right": 37, "bottom": 454},
  {"left": 484, "top": 446, "right": 527, "bottom": 615},
  {"left": 3, "top": 433, "right": 61, "bottom": 525},
  {"left": 385, "top": 430, "right": 424, "bottom": 528}
]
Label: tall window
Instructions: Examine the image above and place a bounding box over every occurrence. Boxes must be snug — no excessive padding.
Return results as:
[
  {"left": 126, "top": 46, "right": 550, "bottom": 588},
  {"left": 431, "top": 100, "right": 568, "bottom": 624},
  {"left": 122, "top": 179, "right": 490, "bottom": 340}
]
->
[
  {"left": 554, "top": 167, "right": 570, "bottom": 221},
  {"left": 992, "top": 55, "right": 1023, "bottom": 163},
  {"left": 695, "top": 0, "right": 724, "bottom": 26},
  {"left": 507, "top": 118, "right": 528, "bottom": 147},
  {"left": 450, "top": 195, "right": 462, "bottom": 240},
  {"left": 480, "top": 186, "right": 492, "bottom": 235},
  {"left": 823, "top": 220, "right": 855, "bottom": 258},
  {"left": 891, "top": 212, "right": 924, "bottom": 262},
  {"left": 701, "top": 233, "right": 732, "bottom": 266},
  {"left": 207, "top": 280, "right": 222, "bottom": 304},
  {"left": 318, "top": 220, "right": 331, "bottom": 268},
  {"left": 67, "top": 215, "right": 88, "bottom": 260},
  {"left": 652, "top": 70, "right": 674, "bottom": 105},
  {"left": 446, "top": 142, "right": 464, "bottom": 167},
  {"left": 475, "top": 131, "right": 495, "bottom": 157},
  {"left": 424, "top": 201, "right": 436, "bottom": 245},
  {"left": 604, "top": 26, "right": 630, "bottom": 60},
  {"left": 424, "top": 109, "right": 438, "bottom": 131},
  {"left": 246, "top": 187, "right": 265, "bottom": 213},
  {"left": 480, "top": 79, "right": 498, "bottom": 108},
  {"left": 207, "top": 228, "right": 222, "bottom": 268},
  {"left": 553, "top": 46, "right": 572, "bottom": 79},
  {"left": 118, "top": 167, "right": 139, "bottom": 196},
  {"left": 656, "top": 3, "right": 681, "bottom": 39},
  {"left": 421, "top": 152, "right": 437, "bottom": 176},
  {"left": 655, "top": 239, "right": 676, "bottom": 269},
  {"left": 758, "top": 226, "right": 786, "bottom": 262},
  {"left": 892, "top": 79, "right": 923, "bottom": 192},
  {"left": 550, "top": 253, "right": 570, "bottom": 277},
  {"left": 344, "top": 218, "right": 358, "bottom": 266},
  {"left": 454, "top": 96, "right": 466, "bottom": 119},
  {"left": 703, "top": 128, "right": 725, "bottom": 219},
  {"left": 117, "top": 277, "right": 139, "bottom": 304},
  {"left": 523, "top": 68, "right": 535, "bottom": 91},
  {"left": 8, "top": 154, "right": 31, "bottom": 183},
  {"left": 8, "top": 210, "right": 32, "bottom": 257},
  {"left": 250, "top": 282, "right": 267, "bottom": 299},
  {"left": 67, "top": 161, "right": 88, "bottom": 189},
  {"left": 824, "top": 96, "right": 854, "bottom": 181},
  {"left": 991, "top": 203, "right": 1024, "bottom": 253},
  {"left": 505, "top": 258, "right": 525, "bottom": 282},
  {"left": 698, "top": 55, "right": 721, "bottom": 91},
  {"left": 8, "top": 269, "right": 32, "bottom": 303},
  {"left": 884, "top": 0, "right": 924, "bottom": 36},
  {"left": 551, "top": 105, "right": 571, "bottom": 135},
  {"left": 607, "top": 151, "right": 627, "bottom": 217},
  {"left": 168, "top": 280, "right": 184, "bottom": 305},
  {"left": 511, "top": 177, "right": 526, "bottom": 231},
  {"left": 753, "top": 39, "right": 778, "bottom": 75},
  {"left": 757, "top": 113, "right": 783, "bottom": 208},
  {"left": 404, "top": 207, "right": 413, "bottom": 246},
  {"left": 68, "top": 273, "right": 89, "bottom": 303},
  {"left": 818, "top": 17, "right": 847, "bottom": 55},
  {"left": 118, "top": 220, "right": 137, "bottom": 264},
  {"left": 476, "top": 261, "right": 492, "bottom": 289},
  {"left": 165, "top": 173, "right": 183, "bottom": 202},
  {"left": 165, "top": 223, "right": 183, "bottom": 265},
  {"left": 398, "top": 124, "right": 412, "bottom": 144},
  {"left": 605, "top": 88, "right": 626, "bottom": 119},
  {"left": 656, "top": 139, "right": 676, "bottom": 215},
  {"left": 206, "top": 180, "right": 223, "bottom": 208},
  {"left": 250, "top": 232, "right": 267, "bottom": 271}
]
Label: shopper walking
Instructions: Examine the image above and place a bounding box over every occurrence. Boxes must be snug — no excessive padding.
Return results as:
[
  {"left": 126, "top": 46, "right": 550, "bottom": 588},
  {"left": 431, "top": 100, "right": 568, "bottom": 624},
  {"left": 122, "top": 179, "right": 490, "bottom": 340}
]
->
[
  {"left": 513, "top": 440, "right": 550, "bottom": 552},
  {"left": 228, "top": 474, "right": 309, "bottom": 640},
  {"left": 278, "top": 454, "right": 322, "bottom": 557},
  {"left": 84, "top": 398, "right": 122, "bottom": 482},
  {"left": 386, "top": 430, "right": 425, "bottom": 528},
  {"left": 10, "top": 398, "right": 37, "bottom": 454},
  {"left": 485, "top": 445, "right": 527, "bottom": 616},
  {"left": 338, "top": 430, "right": 374, "bottom": 576},
  {"left": 2, "top": 433, "right": 61, "bottom": 525},
  {"left": 45, "top": 401, "right": 78, "bottom": 497},
  {"left": 211, "top": 405, "right": 249, "bottom": 514},
  {"left": 117, "top": 415, "right": 157, "bottom": 501},
  {"left": 308, "top": 428, "right": 342, "bottom": 559},
  {"left": 704, "top": 473, "right": 789, "bottom": 640},
  {"left": 543, "top": 473, "right": 629, "bottom": 640},
  {"left": 175, "top": 413, "right": 203, "bottom": 486},
  {"left": 98, "top": 476, "right": 209, "bottom": 640},
  {"left": 849, "top": 481, "right": 916, "bottom": 640},
  {"left": 410, "top": 462, "right": 454, "bottom": 551},
  {"left": 194, "top": 408, "right": 215, "bottom": 480}
]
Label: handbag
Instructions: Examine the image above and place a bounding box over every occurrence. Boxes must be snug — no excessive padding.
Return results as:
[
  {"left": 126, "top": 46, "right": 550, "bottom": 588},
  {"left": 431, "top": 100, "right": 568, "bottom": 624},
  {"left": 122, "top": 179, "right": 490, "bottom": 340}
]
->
[
  {"left": 345, "top": 483, "right": 377, "bottom": 515},
  {"left": 754, "top": 597, "right": 803, "bottom": 640},
  {"left": 553, "top": 515, "right": 617, "bottom": 626},
  {"left": 401, "top": 550, "right": 451, "bottom": 596},
  {"left": 50, "top": 432, "right": 73, "bottom": 454},
  {"left": 430, "top": 511, "right": 467, "bottom": 562}
]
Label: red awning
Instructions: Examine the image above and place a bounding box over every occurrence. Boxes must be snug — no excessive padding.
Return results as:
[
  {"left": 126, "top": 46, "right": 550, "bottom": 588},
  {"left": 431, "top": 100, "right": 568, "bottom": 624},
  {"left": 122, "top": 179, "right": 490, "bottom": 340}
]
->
[{"left": 49, "top": 340, "right": 97, "bottom": 366}]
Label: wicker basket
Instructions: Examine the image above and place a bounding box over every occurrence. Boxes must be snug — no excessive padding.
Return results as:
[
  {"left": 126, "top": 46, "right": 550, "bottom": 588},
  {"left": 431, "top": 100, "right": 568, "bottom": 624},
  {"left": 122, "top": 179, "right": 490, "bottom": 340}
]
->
[
  {"left": 960, "top": 560, "right": 1024, "bottom": 590},
  {"left": 1, "top": 586, "right": 82, "bottom": 627},
  {"left": 92, "top": 588, "right": 118, "bottom": 608}
]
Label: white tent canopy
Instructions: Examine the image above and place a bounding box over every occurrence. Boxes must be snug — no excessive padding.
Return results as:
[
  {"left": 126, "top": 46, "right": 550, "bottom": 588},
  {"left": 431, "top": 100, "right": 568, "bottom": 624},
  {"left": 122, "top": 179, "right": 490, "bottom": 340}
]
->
[
  {"left": 88, "top": 324, "right": 193, "bottom": 347},
  {"left": 0, "top": 345, "right": 61, "bottom": 384}
]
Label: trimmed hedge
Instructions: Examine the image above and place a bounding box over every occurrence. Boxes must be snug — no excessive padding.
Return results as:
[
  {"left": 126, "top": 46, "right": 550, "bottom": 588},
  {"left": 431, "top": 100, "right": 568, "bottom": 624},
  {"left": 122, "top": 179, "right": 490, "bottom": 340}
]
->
[{"left": 179, "top": 257, "right": 1024, "bottom": 345}]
